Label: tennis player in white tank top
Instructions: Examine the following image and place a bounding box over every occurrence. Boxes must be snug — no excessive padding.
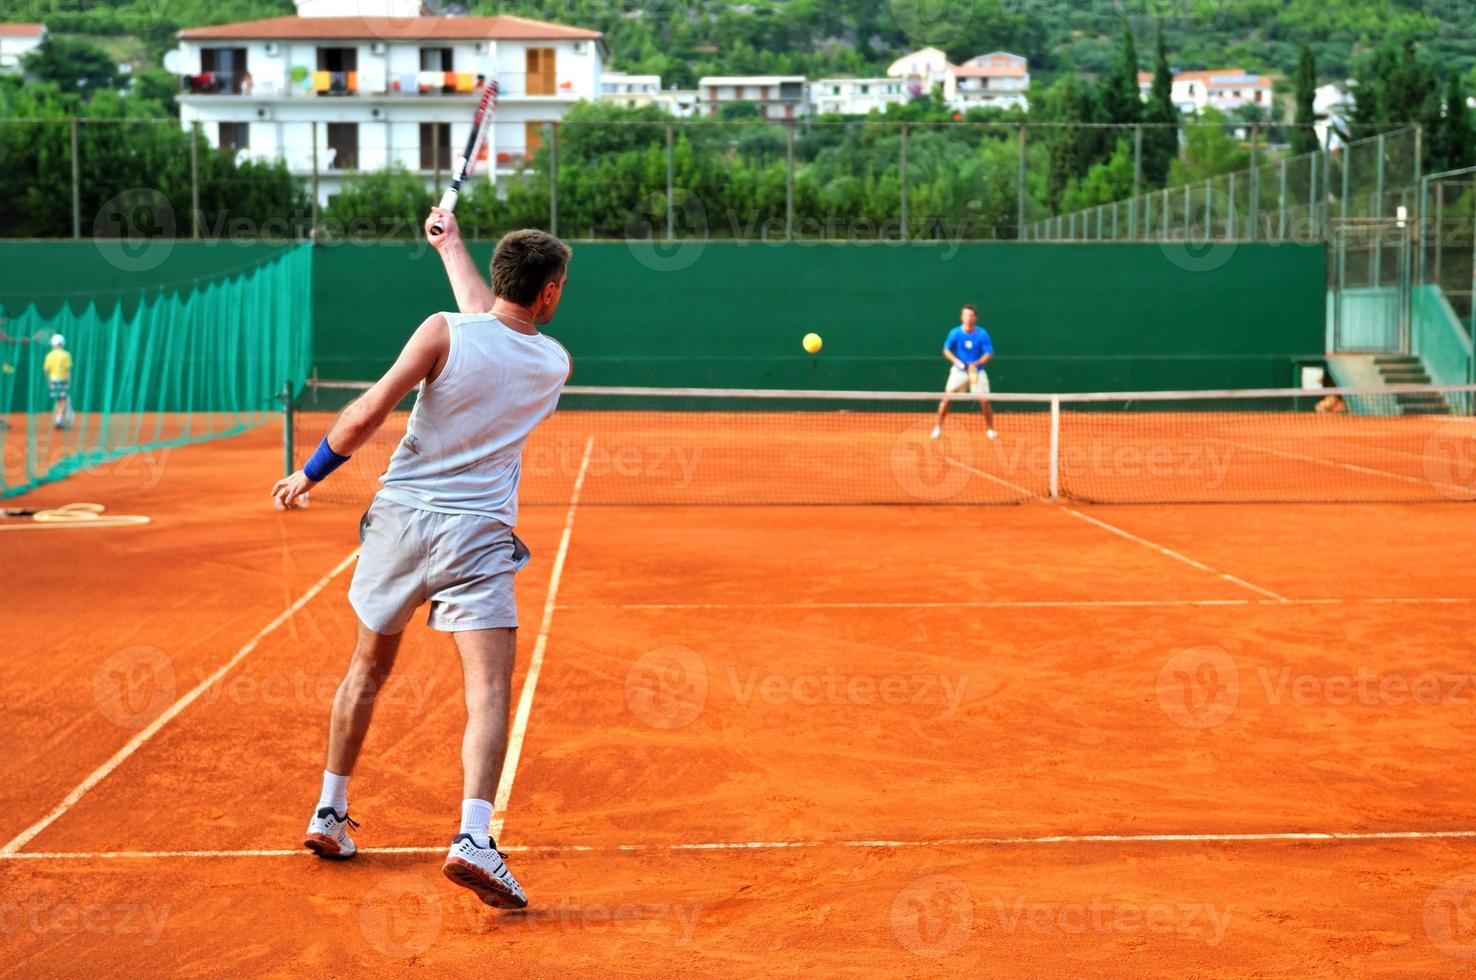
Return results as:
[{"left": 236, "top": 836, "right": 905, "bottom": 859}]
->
[{"left": 272, "top": 210, "right": 570, "bottom": 910}]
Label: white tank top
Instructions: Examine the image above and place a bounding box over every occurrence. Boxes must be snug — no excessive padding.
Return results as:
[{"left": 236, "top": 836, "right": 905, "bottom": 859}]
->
[{"left": 376, "top": 312, "right": 569, "bottom": 524}]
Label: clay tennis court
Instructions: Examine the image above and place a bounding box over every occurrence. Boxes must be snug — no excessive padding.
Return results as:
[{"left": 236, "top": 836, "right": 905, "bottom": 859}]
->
[{"left": 3, "top": 410, "right": 1475, "bottom": 977}]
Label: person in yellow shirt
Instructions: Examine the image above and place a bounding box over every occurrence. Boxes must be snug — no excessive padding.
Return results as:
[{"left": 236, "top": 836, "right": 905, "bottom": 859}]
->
[{"left": 44, "top": 334, "right": 73, "bottom": 429}]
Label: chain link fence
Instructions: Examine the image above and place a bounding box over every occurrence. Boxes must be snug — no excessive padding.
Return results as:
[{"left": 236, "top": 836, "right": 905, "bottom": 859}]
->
[{"left": 0, "top": 117, "right": 1426, "bottom": 245}]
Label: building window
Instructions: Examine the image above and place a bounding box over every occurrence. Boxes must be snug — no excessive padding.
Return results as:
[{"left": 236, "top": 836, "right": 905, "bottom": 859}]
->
[
  {"left": 420, "top": 122, "right": 451, "bottom": 171},
  {"left": 198, "top": 47, "right": 248, "bottom": 94},
  {"left": 860, "top": 84, "right": 869, "bottom": 94},
  {"left": 316, "top": 47, "right": 358, "bottom": 95},
  {"left": 217, "top": 122, "right": 249, "bottom": 152},
  {"left": 327, "top": 122, "right": 358, "bottom": 169},
  {"left": 420, "top": 46, "right": 454, "bottom": 95},
  {"left": 526, "top": 48, "right": 556, "bottom": 96}
]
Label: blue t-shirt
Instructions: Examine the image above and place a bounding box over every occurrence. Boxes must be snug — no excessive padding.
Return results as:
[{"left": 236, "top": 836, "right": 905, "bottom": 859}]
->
[{"left": 945, "top": 325, "right": 992, "bottom": 367}]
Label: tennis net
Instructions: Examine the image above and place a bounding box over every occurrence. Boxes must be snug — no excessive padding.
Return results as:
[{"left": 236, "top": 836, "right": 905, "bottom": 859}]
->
[{"left": 290, "top": 380, "right": 1476, "bottom": 506}]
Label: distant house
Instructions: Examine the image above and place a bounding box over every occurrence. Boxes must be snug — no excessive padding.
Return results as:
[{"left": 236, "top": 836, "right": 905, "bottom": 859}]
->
[
  {"left": 1137, "top": 68, "right": 1274, "bottom": 116},
  {"left": 810, "top": 77, "right": 906, "bottom": 116},
  {"left": 601, "top": 71, "right": 662, "bottom": 108},
  {"left": 0, "top": 23, "right": 45, "bottom": 73},
  {"left": 886, "top": 46, "right": 951, "bottom": 101},
  {"left": 171, "top": 0, "right": 604, "bottom": 202},
  {"left": 1314, "top": 80, "right": 1356, "bottom": 150},
  {"left": 697, "top": 76, "right": 807, "bottom": 120},
  {"left": 947, "top": 52, "right": 1028, "bottom": 111}
]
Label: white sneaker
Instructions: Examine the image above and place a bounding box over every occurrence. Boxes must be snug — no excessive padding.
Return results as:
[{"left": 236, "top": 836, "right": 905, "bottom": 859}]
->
[
  {"left": 987, "top": 428, "right": 997, "bottom": 440},
  {"left": 930, "top": 425, "right": 942, "bottom": 440},
  {"left": 303, "top": 806, "right": 359, "bottom": 860},
  {"left": 443, "top": 834, "right": 528, "bottom": 909}
]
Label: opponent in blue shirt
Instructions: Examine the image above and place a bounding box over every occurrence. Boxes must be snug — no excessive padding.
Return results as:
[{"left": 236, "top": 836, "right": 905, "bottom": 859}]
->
[{"left": 932, "top": 303, "right": 996, "bottom": 440}]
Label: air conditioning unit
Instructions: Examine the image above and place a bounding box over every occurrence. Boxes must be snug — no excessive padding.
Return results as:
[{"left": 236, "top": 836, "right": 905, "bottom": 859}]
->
[
  {"left": 370, "top": 107, "right": 384, "bottom": 119},
  {"left": 573, "top": 41, "right": 587, "bottom": 55},
  {"left": 370, "top": 41, "right": 386, "bottom": 56},
  {"left": 474, "top": 42, "right": 489, "bottom": 55},
  {"left": 256, "top": 106, "right": 273, "bottom": 120},
  {"left": 264, "top": 42, "right": 280, "bottom": 56}
]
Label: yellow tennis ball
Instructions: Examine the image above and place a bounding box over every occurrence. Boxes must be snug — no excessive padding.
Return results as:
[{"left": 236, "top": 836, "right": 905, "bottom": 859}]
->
[
  {"left": 802, "top": 332, "right": 823, "bottom": 354},
  {"left": 0, "top": 363, "right": 12, "bottom": 374}
]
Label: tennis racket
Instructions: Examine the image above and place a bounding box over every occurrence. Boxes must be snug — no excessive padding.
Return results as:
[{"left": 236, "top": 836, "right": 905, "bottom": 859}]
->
[
  {"left": 967, "top": 365, "right": 979, "bottom": 386},
  {"left": 430, "top": 79, "right": 498, "bottom": 236}
]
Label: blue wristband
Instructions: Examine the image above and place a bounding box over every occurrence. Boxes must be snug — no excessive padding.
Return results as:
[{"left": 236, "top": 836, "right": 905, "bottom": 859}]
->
[{"left": 303, "top": 437, "right": 351, "bottom": 482}]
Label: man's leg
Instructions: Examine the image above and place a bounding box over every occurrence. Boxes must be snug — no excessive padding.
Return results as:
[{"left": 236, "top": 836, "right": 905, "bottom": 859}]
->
[
  {"left": 305, "top": 621, "right": 401, "bottom": 859},
  {"left": 980, "top": 397, "right": 995, "bottom": 433},
  {"left": 324, "top": 621, "right": 404, "bottom": 776},
  {"left": 452, "top": 626, "right": 517, "bottom": 805}
]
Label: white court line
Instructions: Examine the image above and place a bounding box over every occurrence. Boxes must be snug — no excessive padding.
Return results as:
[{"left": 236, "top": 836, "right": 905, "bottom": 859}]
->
[
  {"left": 0, "top": 548, "right": 363, "bottom": 856},
  {"left": 1058, "top": 507, "right": 1289, "bottom": 602},
  {"left": 7, "top": 828, "right": 1476, "bottom": 861},
  {"left": 943, "top": 454, "right": 1038, "bottom": 500},
  {"left": 1212, "top": 437, "right": 1475, "bottom": 499},
  {"left": 939, "top": 454, "right": 1286, "bottom": 602},
  {"left": 557, "top": 597, "right": 1476, "bottom": 611},
  {"left": 490, "top": 435, "right": 594, "bottom": 842}
]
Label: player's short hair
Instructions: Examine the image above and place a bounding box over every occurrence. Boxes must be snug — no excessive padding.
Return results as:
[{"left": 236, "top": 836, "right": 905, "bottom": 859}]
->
[
  {"left": 961, "top": 304, "right": 978, "bottom": 315},
  {"left": 491, "top": 229, "right": 571, "bottom": 305}
]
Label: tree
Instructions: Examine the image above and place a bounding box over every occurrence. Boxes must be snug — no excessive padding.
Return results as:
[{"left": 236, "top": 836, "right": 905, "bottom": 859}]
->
[
  {"left": 1167, "top": 107, "right": 1250, "bottom": 185},
  {"left": 1140, "top": 25, "right": 1179, "bottom": 188},
  {"left": 22, "top": 36, "right": 120, "bottom": 97},
  {"left": 1291, "top": 45, "right": 1319, "bottom": 155},
  {"left": 1098, "top": 19, "right": 1142, "bottom": 127},
  {"left": 1060, "top": 139, "right": 1136, "bottom": 213},
  {"left": 1430, "top": 74, "right": 1476, "bottom": 173},
  {"left": 1352, "top": 37, "right": 1438, "bottom": 137}
]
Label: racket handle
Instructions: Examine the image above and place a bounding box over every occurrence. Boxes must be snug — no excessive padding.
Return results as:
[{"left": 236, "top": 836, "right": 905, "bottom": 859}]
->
[{"left": 429, "top": 188, "right": 459, "bottom": 235}]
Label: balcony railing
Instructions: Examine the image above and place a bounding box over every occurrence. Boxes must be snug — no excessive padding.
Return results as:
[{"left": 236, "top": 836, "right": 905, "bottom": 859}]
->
[{"left": 176, "top": 70, "right": 591, "bottom": 99}]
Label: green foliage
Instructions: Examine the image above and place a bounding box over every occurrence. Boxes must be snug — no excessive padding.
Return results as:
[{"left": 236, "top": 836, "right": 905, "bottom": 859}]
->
[
  {"left": 1140, "top": 26, "right": 1178, "bottom": 189},
  {"left": 23, "top": 36, "right": 121, "bottom": 96},
  {"left": 1291, "top": 45, "right": 1319, "bottom": 155},
  {"left": 1167, "top": 108, "right": 1250, "bottom": 186},
  {"left": 320, "top": 167, "right": 431, "bottom": 238},
  {"left": 1097, "top": 20, "right": 1142, "bottom": 127},
  {"left": 1060, "top": 139, "right": 1135, "bottom": 212}
]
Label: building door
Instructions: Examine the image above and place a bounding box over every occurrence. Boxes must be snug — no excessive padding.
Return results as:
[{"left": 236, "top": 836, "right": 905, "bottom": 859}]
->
[
  {"left": 525, "top": 48, "right": 556, "bottom": 96},
  {"left": 420, "top": 122, "right": 451, "bottom": 171},
  {"left": 327, "top": 122, "right": 358, "bottom": 170}
]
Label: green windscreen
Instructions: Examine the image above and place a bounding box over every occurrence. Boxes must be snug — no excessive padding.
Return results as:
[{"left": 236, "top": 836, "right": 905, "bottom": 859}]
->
[{"left": 0, "top": 244, "right": 313, "bottom": 497}]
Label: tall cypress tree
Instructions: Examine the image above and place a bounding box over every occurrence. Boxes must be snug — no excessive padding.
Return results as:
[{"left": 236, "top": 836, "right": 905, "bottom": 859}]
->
[
  {"left": 1140, "top": 25, "right": 1178, "bottom": 187},
  {"left": 1098, "top": 19, "right": 1143, "bottom": 128},
  {"left": 1291, "top": 45, "right": 1319, "bottom": 155},
  {"left": 1432, "top": 74, "right": 1475, "bottom": 172}
]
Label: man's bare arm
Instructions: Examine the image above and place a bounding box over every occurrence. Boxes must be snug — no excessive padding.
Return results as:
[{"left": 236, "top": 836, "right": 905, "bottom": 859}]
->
[
  {"left": 272, "top": 315, "right": 449, "bottom": 508},
  {"left": 426, "top": 207, "right": 495, "bottom": 314}
]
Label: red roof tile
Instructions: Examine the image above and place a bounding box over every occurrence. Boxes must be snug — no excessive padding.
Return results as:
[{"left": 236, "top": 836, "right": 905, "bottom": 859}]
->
[{"left": 179, "top": 14, "right": 600, "bottom": 41}]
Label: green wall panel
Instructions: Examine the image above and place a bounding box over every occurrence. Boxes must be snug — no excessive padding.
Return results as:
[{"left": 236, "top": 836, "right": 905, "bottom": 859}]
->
[{"left": 312, "top": 240, "right": 1326, "bottom": 393}]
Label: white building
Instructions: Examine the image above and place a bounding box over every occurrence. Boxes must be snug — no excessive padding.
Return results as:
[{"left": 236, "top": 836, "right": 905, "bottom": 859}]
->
[
  {"left": 172, "top": 0, "right": 604, "bottom": 203},
  {"left": 652, "top": 89, "right": 700, "bottom": 118},
  {"left": 0, "top": 23, "right": 45, "bottom": 73},
  {"left": 811, "top": 77, "right": 906, "bottom": 116},
  {"left": 601, "top": 71, "right": 661, "bottom": 108},
  {"left": 947, "top": 52, "right": 1028, "bottom": 111},
  {"left": 1314, "top": 80, "right": 1356, "bottom": 151},
  {"left": 886, "top": 47, "right": 951, "bottom": 101},
  {"left": 697, "top": 76, "right": 808, "bottom": 120},
  {"left": 1138, "top": 68, "right": 1274, "bottom": 116}
]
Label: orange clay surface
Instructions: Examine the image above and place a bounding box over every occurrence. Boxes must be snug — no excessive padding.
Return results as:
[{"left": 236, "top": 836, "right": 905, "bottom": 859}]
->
[{"left": 2, "top": 422, "right": 1476, "bottom": 977}]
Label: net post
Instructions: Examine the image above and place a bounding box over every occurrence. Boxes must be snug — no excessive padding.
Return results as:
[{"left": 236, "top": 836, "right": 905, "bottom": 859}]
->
[
  {"left": 1048, "top": 396, "right": 1061, "bottom": 501},
  {"left": 281, "top": 380, "right": 295, "bottom": 477}
]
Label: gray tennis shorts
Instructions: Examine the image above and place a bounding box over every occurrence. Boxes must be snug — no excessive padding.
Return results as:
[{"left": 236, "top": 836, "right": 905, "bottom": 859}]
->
[{"left": 348, "top": 495, "right": 531, "bottom": 634}]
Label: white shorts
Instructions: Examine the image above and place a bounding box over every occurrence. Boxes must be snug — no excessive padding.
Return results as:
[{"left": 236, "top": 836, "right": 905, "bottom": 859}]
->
[
  {"left": 348, "top": 495, "right": 530, "bottom": 634},
  {"left": 944, "top": 366, "right": 990, "bottom": 395}
]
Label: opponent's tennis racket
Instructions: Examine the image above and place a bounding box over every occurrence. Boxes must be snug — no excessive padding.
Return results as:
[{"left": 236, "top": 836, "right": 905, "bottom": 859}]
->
[
  {"left": 430, "top": 79, "right": 498, "bottom": 236},
  {"left": 967, "top": 365, "right": 979, "bottom": 387}
]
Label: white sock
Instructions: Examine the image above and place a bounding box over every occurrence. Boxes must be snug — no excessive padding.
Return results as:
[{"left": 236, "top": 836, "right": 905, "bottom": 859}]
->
[
  {"left": 317, "top": 770, "right": 349, "bottom": 815},
  {"left": 460, "top": 798, "right": 493, "bottom": 847}
]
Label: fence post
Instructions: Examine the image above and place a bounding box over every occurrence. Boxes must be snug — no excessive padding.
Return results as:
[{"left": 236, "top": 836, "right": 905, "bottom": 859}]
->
[
  {"left": 1183, "top": 183, "right": 1190, "bottom": 240},
  {"left": 1016, "top": 123, "right": 1027, "bottom": 239},
  {"left": 432, "top": 123, "right": 442, "bottom": 197},
  {"left": 666, "top": 123, "right": 674, "bottom": 241},
  {"left": 70, "top": 118, "right": 81, "bottom": 239},
  {"left": 548, "top": 122, "right": 558, "bottom": 237},
  {"left": 786, "top": 124, "right": 795, "bottom": 242},
  {"left": 1203, "top": 179, "right": 1211, "bottom": 241},
  {"left": 1248, "top": 122, "right": 1259, "bottom": 242},
  {"left": 899, "top": 122, "right": 909, "bottom": 241},
  {"left": 310, "top": 121, "right": 320, "bottom": 240},
  {"left": 1278, "top": 158, "right": 1287, "bottom": 241},
  {"left": 190, "top": 121, "right": 201, "bottom": 239},
  {"left": 1228, "top": 172, "right": 1237, "bottom": 239},
  {"left": 1131, "top": 124, "right": 1142, "bottom": 239}
]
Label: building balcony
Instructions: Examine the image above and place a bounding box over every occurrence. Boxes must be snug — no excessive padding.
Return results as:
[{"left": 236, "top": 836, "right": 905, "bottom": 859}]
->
[{"left": 178, "top": 70, "right": 592, "bottom": 101}]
